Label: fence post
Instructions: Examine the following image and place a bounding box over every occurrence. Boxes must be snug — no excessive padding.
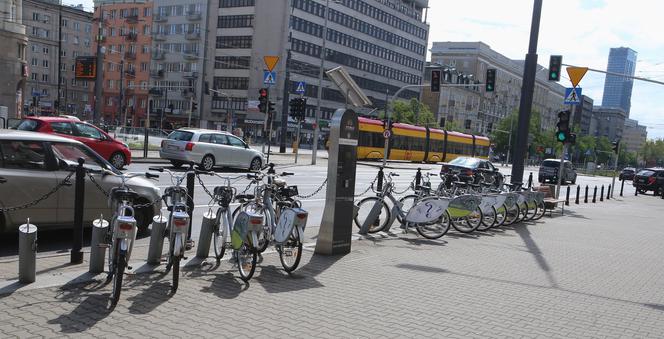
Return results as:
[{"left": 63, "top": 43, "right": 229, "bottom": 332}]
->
[
  {"left": 607, "top": 185, "right": 611, "bottom": 200},
  {"left": 528, "top": 172, "right": 533, "bottom": 188},
  {"left": 374, "top": 167, "right": 384, "bottom": 229},
  {"left": 620, "top": 179, "right": 625, "bottom": 197},
  {"left": 593, "top": 186, "right": 597, "bottom": 203},
  {"left": 71, "top": 158, "right": 85, "bottom": 264},
  {"left": 565, "top": 186, "right": 570, "bottom": 206},
  {"left": 196, "top": 211, "right": 216, "bottom": 259},
  {"left": 575, "top": 185, "right": 580, "bottom": 204},
  {"left": 585, "top": 185, "right": 589, "bottom": 203},
  {"left": 147, "top": 214, "right": 168, "bottom": 265},
  {"left": 415, "top": 168, "right": 422, "bottom": 188},
  {"left": 186, "top": 169, "right": 195, "bottom": 243},
  {"left": 600, "top": 185, "right": 604, "bottom": 202}
]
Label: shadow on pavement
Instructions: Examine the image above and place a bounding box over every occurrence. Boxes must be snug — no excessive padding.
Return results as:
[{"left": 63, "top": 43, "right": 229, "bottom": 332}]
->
[
  {"left": 395, "top": 263, "right": 448, "bottom": 274},
  {"left": 513, "top": 224, "right": 558, "bottom": 288},
  {"left": 200, "top": 272, "right": 248, "bottom": 299},
  {"left": 126, "top": 271, "right": 171, "bottom": 314},
  {"left": 47, "top": 279, "right": 111, "bottom": 333}
]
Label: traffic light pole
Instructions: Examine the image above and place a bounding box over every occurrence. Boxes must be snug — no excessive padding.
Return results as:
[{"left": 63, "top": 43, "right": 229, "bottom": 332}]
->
[
  {"left": 555, "top": 143, "right": 568, "bottom": 199},
  {"left": 611, "top": 143, "right": 620, "bottom": 198}
]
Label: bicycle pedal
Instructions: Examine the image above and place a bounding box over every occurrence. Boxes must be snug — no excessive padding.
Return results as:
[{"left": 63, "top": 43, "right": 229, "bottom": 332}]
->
[{"left": 127, "top": 265, "right": 133, "bottom": 270}]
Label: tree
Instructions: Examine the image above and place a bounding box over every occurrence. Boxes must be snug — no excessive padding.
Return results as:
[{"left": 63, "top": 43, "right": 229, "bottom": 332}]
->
[
  {"left": 641, "top": 139, "right": 664, "bottom": 166},
  {"left": 380, "top": 99, "right": 436, "bottom": 127}
]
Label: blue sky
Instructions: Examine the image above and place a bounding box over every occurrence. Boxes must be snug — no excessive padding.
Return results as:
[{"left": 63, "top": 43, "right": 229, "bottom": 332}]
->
[{"left": 65, "top": 0, "right": 664, "bottom": 139}]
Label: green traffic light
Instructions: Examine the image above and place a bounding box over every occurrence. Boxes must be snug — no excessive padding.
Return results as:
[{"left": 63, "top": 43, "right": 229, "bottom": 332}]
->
[
  {"left": 556, "top": 131, "right": 566, "bottom": 142},
  {"left": 551, "top": 72, "right": 557, "bottom": 78}
]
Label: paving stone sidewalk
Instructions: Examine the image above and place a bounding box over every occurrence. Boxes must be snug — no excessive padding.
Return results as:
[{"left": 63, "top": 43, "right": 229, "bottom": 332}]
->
[{"left": 2, "top": 194, "right": 664, "bottom": 338}]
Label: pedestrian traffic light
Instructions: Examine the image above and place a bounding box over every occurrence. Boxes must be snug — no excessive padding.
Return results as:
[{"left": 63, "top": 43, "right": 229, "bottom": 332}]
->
[
  {"left": 568, "top": 133, "right": 576, "bottom": 145},
  {"left": 485, "top": 69, "right": 496, "bottom": 92},
  {"left": 548, "top": 55, "right": 562, "bottom": 81},
  {"left": 556, "top": 110, "right": 570, "bottom": 143},
  {"left": 191, "top": 102, "right": 198, "bottom": 111},
  {"left": 268, "top": 101, "right": 276, "bottom": 113},
  {"left": 258, "top": 88, "right": 268, "bottom": 112},
  {"left": 290, "top": 98, "right": 307, "bottom": 121},
  {"left": 612, "top": 140, "right": 620, "bottom": 153},
  {"left": 431, "top": 70, "right": 441, "bottom": 93}
]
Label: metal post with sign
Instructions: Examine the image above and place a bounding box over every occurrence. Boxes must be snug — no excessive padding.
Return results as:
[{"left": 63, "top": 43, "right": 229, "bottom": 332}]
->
[
  {"left": 294, "top": 82, "right": 306, "bottom": 164},
  {"left": 315, "top": 109, "right": 358, "bottom": 255}
]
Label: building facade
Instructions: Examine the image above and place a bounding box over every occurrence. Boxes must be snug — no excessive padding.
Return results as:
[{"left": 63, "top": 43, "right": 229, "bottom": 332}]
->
[
  {"left": 93, "top": 0, "right": 153, "bottom": 127},
  {"left": 601, "top": 47, "right": 637, "bottom": 117},
  {"left": 0, "top": 0, "right": 28, "bottom": 119},
  {"left": 425, "top": 41, "right": 567, "bottom": 136},
  {"left": 203, "top": 0, "right": 429, "bottom": 140},
  {"left": 572, "top": 94, "right": 594, "bottom": 136},
  {"left": 23, "top": 0, "right": 93, "bottom": 117},
  {"left": 590, "top": 106, "right": 626, "bottom": 142},
  {"left": 623, "top": 118, "right": 647, "bottom": 154}
]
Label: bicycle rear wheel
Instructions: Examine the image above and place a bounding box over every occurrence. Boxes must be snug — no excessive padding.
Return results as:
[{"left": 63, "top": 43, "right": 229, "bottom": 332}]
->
[
  {"left": 213, "top": 209, "right": 227, "bottom": 261},
  {"left": 278, "top": 229, "right": 303, "bottom": 273},
  {"left": 110, "top": 243, "right": 125, "bottom": 307},
  {"left": 354, "top": 197, "right": 391, "bottom": 233},
  {"left": 416, "top": 211, "right": 450, "bottom": 239},
  {"left": 237, "top": 244, "right": 257, "bottom": 282},
  {"left": 171, "top": 255, "right": 180, "bottom": 294}
]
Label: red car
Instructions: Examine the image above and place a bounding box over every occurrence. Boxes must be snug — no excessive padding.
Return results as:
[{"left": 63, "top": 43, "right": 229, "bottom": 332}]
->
[{"left": 15, "top": 117, "right": 132, "bottom": 169}]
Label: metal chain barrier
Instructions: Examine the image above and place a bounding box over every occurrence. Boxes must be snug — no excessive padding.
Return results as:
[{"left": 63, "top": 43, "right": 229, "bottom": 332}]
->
[
  {"left": 196, "top": 174, "right": 215, "bottom": 200},
  {"left": 296, "top": 179, "right": 328, "bottom": 199},
  {"left": 87, "top": 172, "right": 161, "bottom": 209},
  {"left": 0, "top": 172, "right": 75, "bottom": 212},
  {"left": 392, "top": 179, "right": 415, "bottom": 195},
  {"left": 355, "top": 174, "right": 379, "bottom": 197},
  {"left": 87, "top": 172, "right": 109, "bottom": 198}
]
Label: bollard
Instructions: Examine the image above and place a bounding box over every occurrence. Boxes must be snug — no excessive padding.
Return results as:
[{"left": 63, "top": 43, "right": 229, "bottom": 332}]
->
[
  {"left": 373, "top": 168, "right": 384, "bottom": 229},
  {"left": 18, "top": 220, "right": 37, "bottom": 283},
  {"left": 196, "top": 210, "right": 216, "bottom": 259},
  {"left": 575, "top": 185, "right": 580, "bottom": 204},
  {"left": 147, "top": 214, "right": 168, "bottom": 265},
  {"left": 661, "top": 188, "right": 664, "bottom": 199},
  {"left": 186, "top": 170, "right": 195, "bottom": 241},
  {"left": 635, "top": 186, "right": 638, "bottom": 196},
  {"left": 600, "top": 186, "right": 604, "bottom": 202},
  {"left": 565, "top": 186, "right": 570, "bottom": 206},
  {"left": 585, "top": 185, "right": 589, "bottom": 203},
  {"left": 71, "top": 158, "right": 85, "bottom": 264},
  {"left": 415, "top": 168, "right": 422, "bottom": 188},
  {"left": 593, "top": 186, "right": 597, "bottom": 203},
  {"left": 89, "top": 217, "right": 109, "bottom": 273},
  {"left": 528, "top": 172, "right": 533, "bottom": 189},
  {"left": 620, "top": 179, "right": 625, "bottom": 197},
  {"left": 607, "top": 185, "right": 611, "bottom": 200}
]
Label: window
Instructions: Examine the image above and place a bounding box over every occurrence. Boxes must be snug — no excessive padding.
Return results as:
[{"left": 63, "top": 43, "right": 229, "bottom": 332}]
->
[
  {"left": 42, "top": 74, "right": 49, "bottom": 82},
  {"left": 42, "top": 60, "right": 49, "bottom": 68},
  {"left": 0, "top": 141, "right": 47, "bottom": 170},
  {"left": 43, "top": 47, "right": 49, "bottom": 54},
  {"left": 168, "top": 130, "right": 193, "bottom": 141},
  {"left": 31, "top": 73, "right": 38, "bottom": 80},
  {"left": 217, "top": 15, "right": 254, "bottom": 28},
  {"left": 198, "top": 134, "right": 212, "bottom": 143},
  {"left": 220, "top": 0, "right": 255, "bottom": 7},
  {"left": 50, "top": 122, "right": 74, "bottom": 135},
  {"left": 51, "top": 143, "right": 106, "bottom": 171},
  {"left": 74, "top": 123, "right": 102, "bottom": 139},
  {"left": 31, "top": 58, "right": 37, "bottom": 66},
  {"left": 216, "top": 36, "right": 252, "bottom": 49},
  {"left": 16, "top": 119, "right": 42, "bottom": 131},
  {"left": 227, "top": 135, "right": 245, "bottom": 148},
  {"left": 212, "top": 134, "right": 228, "bottom": 145},
  {"left": 215, "top": 56, "right": 250, "bottom": 69}
]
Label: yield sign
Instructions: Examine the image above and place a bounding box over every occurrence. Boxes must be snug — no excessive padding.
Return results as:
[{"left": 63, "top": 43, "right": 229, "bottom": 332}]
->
[
  {"left": 567, "top": 66, "right": 588, "bottom": 88},
  {"left": 263, "top": 56, "right": 280, "bottom": 72}
]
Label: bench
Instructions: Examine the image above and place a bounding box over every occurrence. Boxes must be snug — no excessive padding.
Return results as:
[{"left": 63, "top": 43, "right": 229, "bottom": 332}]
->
[{"left": 537, "top": 185, "right": 565, "bottom": 216}]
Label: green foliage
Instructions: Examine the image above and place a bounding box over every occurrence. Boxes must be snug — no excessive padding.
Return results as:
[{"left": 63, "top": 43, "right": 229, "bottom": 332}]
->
[
  {"left": 641, "top": 139, "right": 664, "bottom": 166},
  {"left": 380, "top": 99, "right": 437, "bottom": 127}
]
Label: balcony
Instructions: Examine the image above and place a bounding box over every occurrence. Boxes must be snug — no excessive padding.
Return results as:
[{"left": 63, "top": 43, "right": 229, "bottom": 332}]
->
[
  {"left": 186, "top": 11, "right": 201, "bottom": 21},
  {"left": 148, "top": 87, "right": 163, "bottom": 96},
  {"left": 125, "top": 69, "right": 136, "bottom": 77},
  {"left": 151, "top": 51, "right": 165, "bottom": 60},
  {"left": 124, "top": 32, "right": 137, "bottom": 42},
  {"left": 185, "top": 31, "right": 200, "bottom": 40},
  {"left": 150, "top": 69, "right": 164, "bottom": 78},
  {"left": 124, "top": 51, "right": 136, "bottom": 60},
  {"left": 125, "top": 15, "right": 139, "bottom": 24},
  {"left": 183, "top": 71, "right": 198, "bottom": 79},
  {"left": 152, "top": 32, "right": 166, "bottom": 41},
  {"left": 183, "top": 51, "right": 198, "bottom": 61},
  {"left": 153, "top": 14, "right": 167, "bottom": 22},
  {"left": 181, "top": 89, "right": 195, "bottom": 98}
]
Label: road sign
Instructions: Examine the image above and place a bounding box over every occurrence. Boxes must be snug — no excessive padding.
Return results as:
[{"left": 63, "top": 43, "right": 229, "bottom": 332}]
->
[
  {"left": 263, "top": 71, "right": 276, "bottom": 85},
  {"left": 295, "top": 81, "right": 306, "bottom": 94},
  {"left": 585, "top": 149, "right": 592, "bottom": 156},
  {"left": 564, "top": 87, "right": 582, "bottom": 105},
  {"left": 263, "top": 56, "right": 280, "bottom": 72},
  {"left": 567, "top": 67, "right": 588, "bottom": 88},
  {"left": 383, "top": 129, "right": 391, "bottom": 139}
]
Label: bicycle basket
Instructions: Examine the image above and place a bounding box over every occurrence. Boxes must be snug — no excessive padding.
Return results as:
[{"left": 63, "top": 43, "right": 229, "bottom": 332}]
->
[
  {"left": 279, "top": 186, "right": 299, "bottom": 198},
  {"left": 213, "top": 186, "right": 234, "bottom": 206}
]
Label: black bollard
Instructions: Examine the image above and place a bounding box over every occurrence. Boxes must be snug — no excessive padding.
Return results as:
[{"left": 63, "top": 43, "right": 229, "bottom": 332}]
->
[
  {"left": 575, "top": 185, "right": 580, "bottom": 204},
  {"left": 565, "top": 186, "right": 570, "bottom": 206},
  {"left": 635, "top": 186, "right": 638, "bottom": 196},
  {"left": 593, "top": 186, "right": 597, "bottom": 203},
  {"left": 186, "top": 168, "right": 195, "bottom": 241},
  {"left": 415, "top": 168, "right": 422, "bottom": 188},
  {"left": 600, "top": 186, "right": 604, "bottom": 202},
  {"left": 528, "top": 172, "right": 533, "bottom": 189},
  {"left": 585, "top": 185, "right": 589, "bottom": 203},
  {"left": 607, "top": 185, "right": 611, "bottom": 200},
  {"left": 620, "top": 179, "right": 625, "bottom": 197},
  {"left": 71, "top": 158, "right": 85, "bottom": 264},
  {"left": 376, "top": 167, "right": 384, "bottom": 192}
]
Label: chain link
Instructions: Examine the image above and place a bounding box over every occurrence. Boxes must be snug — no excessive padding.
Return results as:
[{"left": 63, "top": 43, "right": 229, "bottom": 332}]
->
[
  {"left": 392, "top": 179, "right": 414, "bottom": 195},
  {"left": 296, "top": 179, "right": 328, "bottom": 199},
  {"left": 0, "top": 172, "right": 75, "bottom": 212},
  {"left": 196, "top": 174, "right": 215, "bottom": 200},
  {"left": 87, "top": 172, "right": 109, "bottom": 198},
  {"left": 88, "top": 172, "right": 160, "bottom": 209},
  {"left": 354, "top": 174, "right": 379, "bottom": 197}
]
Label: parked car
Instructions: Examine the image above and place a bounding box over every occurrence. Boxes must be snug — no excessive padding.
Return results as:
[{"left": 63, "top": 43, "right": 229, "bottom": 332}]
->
[
  {"left": 159, "top": 128, "right": 266, "bottom": 171},
  {"left": 15, "top": 117, "right": 132, "bottom": 169},
  {"left": 0, "top": 130, "right": 160, "bottom": 233},
  {"left": 619, "top": 167, "right": 636, "bottom": 181},
  {"left": 633, "top": 168, "right": 664, "bottom": 195},
  {"left": 440, "top": 156, "right": 504, "bottom": 187},
  {"left": 538, "top": 159, "right": 577, "bottom": 184}
]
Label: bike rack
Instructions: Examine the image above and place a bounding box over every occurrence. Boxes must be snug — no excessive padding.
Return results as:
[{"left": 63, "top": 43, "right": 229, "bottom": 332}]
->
[
  {"left": 147, "top": 214, "right": 168, "bottom": 265},
  {"left": 89, "top": 217, "right": 109, "bottom": 274},
  {"left": 18, "top": 219, "right": 37, "bottom": 283}
]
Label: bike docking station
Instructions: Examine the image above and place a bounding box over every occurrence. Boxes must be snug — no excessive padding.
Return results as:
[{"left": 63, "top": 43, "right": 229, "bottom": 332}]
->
[
  {"left": 315, "top": 109, "right": 358, "bottom": 255},
  {"left": 89, "top": 216, "right": 109, "bottom": 273},
  {"left": 18, "top": 218, "right": 37, "bottom": 284}
]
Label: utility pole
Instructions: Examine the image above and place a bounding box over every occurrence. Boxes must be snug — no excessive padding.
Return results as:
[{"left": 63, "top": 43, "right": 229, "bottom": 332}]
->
[
  {"left": 312, "top": 0, "right": 332, "bottom": 165},
  {"left": 280, "top": 0, "right": 295, "bottom": 154},
  {"left": 93, "top": 4, "right": 104, "bottom": 125},
  {"left": 511, "top": 0, "right": 543, "bottom": 184},
  {"left": 56, "top": 0, "right": 63, "bottom": 116}
]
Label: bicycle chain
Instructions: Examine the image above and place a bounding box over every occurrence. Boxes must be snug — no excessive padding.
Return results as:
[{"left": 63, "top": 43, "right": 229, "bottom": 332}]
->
[
  {"left": 296, "top": 179, "right": 328, "bottom": 199},
  {"left": 0, "top": 172, "right": 75, "bottom": 212}
]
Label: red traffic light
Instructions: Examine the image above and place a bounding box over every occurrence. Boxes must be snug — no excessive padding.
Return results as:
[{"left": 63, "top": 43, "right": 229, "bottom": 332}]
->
[{"left": 259, "top": 88, "right": 268, "bottom": 98}]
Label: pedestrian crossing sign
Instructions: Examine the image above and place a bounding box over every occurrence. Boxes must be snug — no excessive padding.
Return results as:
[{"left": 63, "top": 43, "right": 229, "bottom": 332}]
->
[
  {"left": 296, "top": 81, "right": 306, "bottom": 94},
  {"left": 263, "top": 71, "right": 276, "bottom": 85},
  {"left": 564, "top": 87, "right": 582, "bottom": 105}
]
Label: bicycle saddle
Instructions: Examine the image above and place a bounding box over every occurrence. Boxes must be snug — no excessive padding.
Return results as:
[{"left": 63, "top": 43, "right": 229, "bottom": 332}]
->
[
  {"left": 273, "top": 178, "right": 287, "bottom": 187},
  {"left": 235, "top": 194, "right": 255, "bottom": 201}
]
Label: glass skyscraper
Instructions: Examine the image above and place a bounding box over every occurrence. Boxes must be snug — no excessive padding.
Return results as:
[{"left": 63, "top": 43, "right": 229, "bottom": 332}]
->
[{"left": 601, "top": 47, "right": 637, "bottom": 117}]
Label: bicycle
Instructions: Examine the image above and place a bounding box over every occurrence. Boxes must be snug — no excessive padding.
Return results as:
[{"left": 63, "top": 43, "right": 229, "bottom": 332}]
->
[
  {"left": 205, "top": 173, "right": 245, "bottom": 262},
  {"left": 104, "top": 170, "right": 159, "bottom": 306}
]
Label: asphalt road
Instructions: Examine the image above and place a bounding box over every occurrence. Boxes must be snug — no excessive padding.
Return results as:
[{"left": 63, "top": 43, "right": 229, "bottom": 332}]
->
[{"left": 0, "top": 160, "right": 637, "bottom": 258}]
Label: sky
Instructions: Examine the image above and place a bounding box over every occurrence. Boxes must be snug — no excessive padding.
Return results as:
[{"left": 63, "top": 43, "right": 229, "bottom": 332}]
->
[{"left": 63, "top": 0, "right": 664, "bottom": 139}]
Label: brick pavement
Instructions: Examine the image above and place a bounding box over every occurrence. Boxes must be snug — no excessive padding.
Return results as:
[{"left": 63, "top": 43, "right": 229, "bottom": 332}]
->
[{"left": 1, "top": 193, "right": 664, "bottom": 338}]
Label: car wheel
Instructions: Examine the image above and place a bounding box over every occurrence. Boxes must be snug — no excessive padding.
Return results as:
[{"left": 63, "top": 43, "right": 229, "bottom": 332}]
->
[
  {"left": 249, "top": 157, "right": 262, "bottom": 172},
  {"left": 200, "top": 155, "right": 215, "bottom": 172},
  {"left": 110, "top": 152, "right": 126, "bottom": 169},
  {"left": 170, "top": 160, "right": 183, "bottom": 169}
]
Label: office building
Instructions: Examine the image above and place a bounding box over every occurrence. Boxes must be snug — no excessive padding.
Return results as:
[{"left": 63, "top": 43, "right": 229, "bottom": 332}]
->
[
  {"left": 0, "top": 0, "right": 28, "bottom": 119},
  {"left": 572, "top": 95, "right": 593, "bottom": 136},
  {"left": 601, "top": 47, "right": 637, "bottom": 117},
  {"left": 202, "top": 0, "right": 430, "bottom": 139},
  {"left": 23, "top": 0, "right": 93, "bottom": 117},
  {"left": 623, "top": 118, "right": 647, "bottom": 154},
  {"left": 590, "top": 106, "right": 626, "bottom": 142}
]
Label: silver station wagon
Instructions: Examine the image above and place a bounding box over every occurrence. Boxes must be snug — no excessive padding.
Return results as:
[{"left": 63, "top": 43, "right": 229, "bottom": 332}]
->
[{"left": 159, "top": 128, "right": 266, "bottom": 171}]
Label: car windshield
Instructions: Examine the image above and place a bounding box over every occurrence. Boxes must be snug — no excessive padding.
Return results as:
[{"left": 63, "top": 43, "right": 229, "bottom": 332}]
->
[
  {"left": 542, "top": 160, "right": 560, "bottom": 168},
  {"left": 637, "top": 170, "right": 654, "bottom": 176},
  {"left": 15, "top": 119, "right": 41, "bottom": 131},
  {"left": 449, "top": 157, "right": 480, "bottom": 167},
  {"left": 168, "top": 130, "right": 193, "bottom": 141},
  {"left": 51, "top": 142, "right": 118, "bottom": 173}
]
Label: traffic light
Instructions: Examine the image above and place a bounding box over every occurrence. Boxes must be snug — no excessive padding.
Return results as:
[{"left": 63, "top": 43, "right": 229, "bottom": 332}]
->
[
  {"left": 485, "top": 69, "right": 496, "bottom": 92},
  {"left": 548, "top": 55, "right": 562, "bottom": 81},
  {"left": 54, "top": 100, "right": 59, "bottom": 110},
  {"left": 612, "top": 140, "right": 620, "bottom": 153},
  {"left": 289, "top": 98, "right": 306, "bottom": 121},
  {"left": 191, "top": 102, "right": 198, "bottom": 111},
  {"left": 431, "top": 70, "right": 441, "bottom": 92},
  {"left": 556, "top": 110, "right": 570, "bottom": 143},
  {"left": 268, "top": 101, "right": 276, "bottom": 113},
  {"left": 204, "top": 81, "right": 210, "bottom": 95},
  {"left": 568, "top": 133, "right": 576, "bottom": 145},
  {"left": 258, "top": 88, "right": 268, "bottom": 112}
]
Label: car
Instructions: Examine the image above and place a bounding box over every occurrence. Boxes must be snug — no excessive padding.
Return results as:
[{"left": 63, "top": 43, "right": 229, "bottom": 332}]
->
[
  {"left": 538, "top": 159, "right": 577, "bottom": 184},
  {"left": 633, "top": 168, "right": 664, "bottom": 195},
  {"left": 440, "top": 156, "right": 504, "bottom": 187},
  {"left": 0, "top": 130, "right": 161, "bottom": 233},
  {"left": 159, "top": 128, "right": 266, "bottom": 171},
  {"left": 619, "top": 167, "right": 636, "bottom": 181},
  {"left": 15, "top": 116, "right": 132, "bottom": 169}
]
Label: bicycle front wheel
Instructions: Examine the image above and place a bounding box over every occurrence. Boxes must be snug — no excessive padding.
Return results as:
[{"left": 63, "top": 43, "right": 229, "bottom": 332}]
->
[
  {"left": 451, "top": 207, "right": 483, "bottom": 233},
  {"left": 416, "top": 211, "right": 450, "bottom": 239},
  {"left": 396, "top": 195, "right": 418, "bottom": 224},
  {"left": 503, "top": 203, "right": 520, "bottom": 226},
  {"left": 110, "top": 244, "right": 125, "bottom": 307},
  {"left": 279, "top": 228, "right": 303, "bottom": 273},
  {"left": 493, "top": 204, "right": 507, "bottom": 228},
  {"left": 354, "top": 197, "right": 391, "bottom": 233},
  {"left": 213, "top": 209, "right": 227, "bottom": 260},
  {"left": 171, "top": 255, "right": 180, "bottom": 294},
  {"left": 477, "top": 206, "right": 497, "bottom": 231},
  {"left": 532, "top": 200, "right": 546, "bottom": 220},
  {"left": 237, "top": 244, "right": 257, "bottom": 282}
]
